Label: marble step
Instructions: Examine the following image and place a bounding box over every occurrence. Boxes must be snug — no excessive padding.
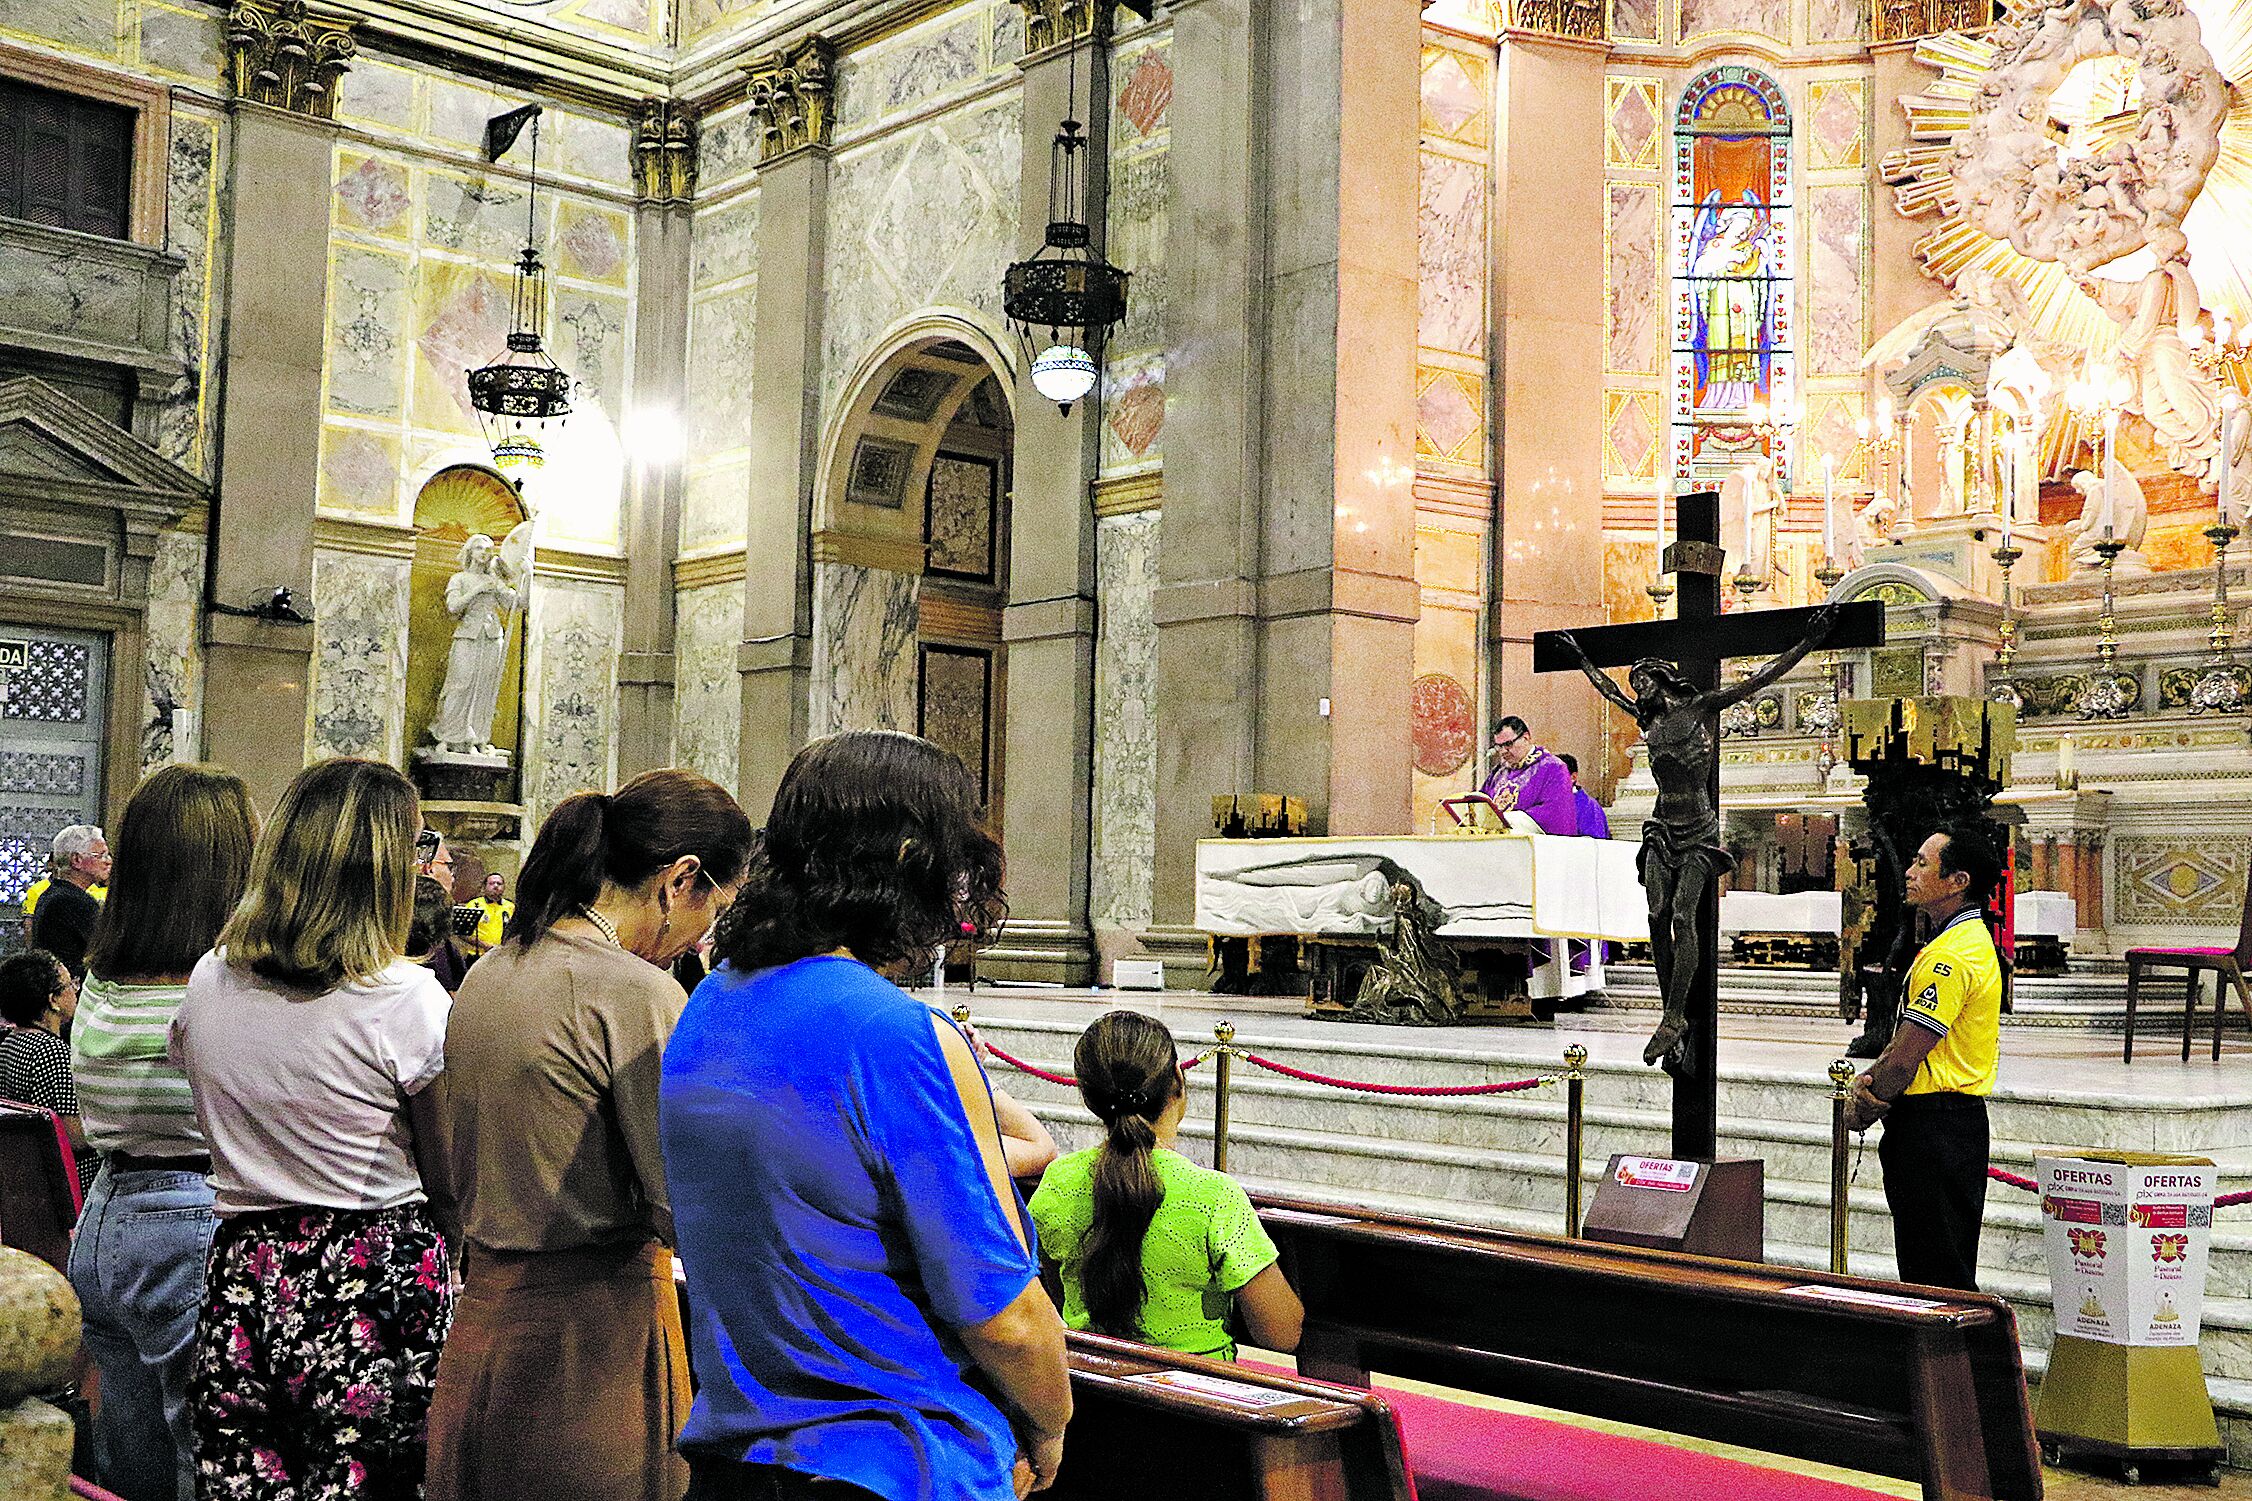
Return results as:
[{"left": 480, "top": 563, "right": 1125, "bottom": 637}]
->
[{"left": 1606, "top": 963, "right": 2238, "bottom": 1034}]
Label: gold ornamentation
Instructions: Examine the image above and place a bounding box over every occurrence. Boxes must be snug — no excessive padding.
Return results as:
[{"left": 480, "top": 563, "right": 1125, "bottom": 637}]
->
[
  {"left": 1509, "top": 0, "right": 1606, "bottom": 39},
  {"left": 634, "top": 98, "right": 697, "bottom": 206},
  {"left": 745, "top": 38, "right": 835, "bottom": 163},
  {"left": 1871, "top": 0, "right": 1992, "bottom": 44},
  {"left": 224, "top": 0, "right": 356, "bottom": 119},
  {"left": 1015, "top": 0, "right": 1118, "bottom": 56}
]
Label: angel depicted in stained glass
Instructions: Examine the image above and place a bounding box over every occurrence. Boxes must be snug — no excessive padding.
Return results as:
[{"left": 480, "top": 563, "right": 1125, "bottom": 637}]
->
[{"left": 1688, "top": 189, "right": 1774, "bottom": 412}]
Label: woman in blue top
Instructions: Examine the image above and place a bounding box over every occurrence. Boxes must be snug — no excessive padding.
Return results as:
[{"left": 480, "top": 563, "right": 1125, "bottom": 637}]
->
[{"left": 662, "top": 730, "right": 1072, "bottom": 1501}]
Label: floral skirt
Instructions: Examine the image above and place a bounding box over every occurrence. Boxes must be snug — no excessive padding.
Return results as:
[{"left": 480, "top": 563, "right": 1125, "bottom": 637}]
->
[{"left": 190, "top": 1203, "right": 454, "bottom": 1501}]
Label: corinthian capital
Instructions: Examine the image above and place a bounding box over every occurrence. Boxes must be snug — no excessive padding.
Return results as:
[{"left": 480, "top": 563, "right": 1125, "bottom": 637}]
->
[
  {"left": 635, "top": 98, "right": 698, "bottom": 205},
  {"left": 745, "top": 38, "right": 835, "bottom": 163},
  {"left": 1506, "top": 0, "right": 1606, "bottom": 40},
  {"left": 224, "top": 0, "right": 356, "bottom": 119}
]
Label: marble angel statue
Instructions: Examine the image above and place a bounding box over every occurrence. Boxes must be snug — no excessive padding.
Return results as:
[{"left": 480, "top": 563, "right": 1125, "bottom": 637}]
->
[
  {"left": 1719, "top": 454, "right": 1784, "bottom": 583},
  {"left": 2063, "top": 458, "right": 2148, "bottom": 570},
  {"left": 428, "top": 521, "right": 534, "bottom": 756},
  {"left": 2077, "top": 229, "right": 2220, "bottom": 473}
]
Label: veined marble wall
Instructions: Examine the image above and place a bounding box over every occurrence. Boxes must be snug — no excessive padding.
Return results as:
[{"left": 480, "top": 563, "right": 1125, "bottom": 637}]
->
[
  {"left": 162, "top": 102, "right": 227, "bottom": 479},
  {"left": 671, "top": 580, "right": 742, "bottom": 790},
  {"left": 321, "top": 51, "right": 638, "bottom": 554},
  {"left": 682, "top": 173, "right": 757, "bottom": 555},
  {"left": 524, "top": 577, "right": 624, "bottom": 833},
  {"left": 1092, "top": 511, "right": 1159, "bottom": 932},
  {"left": 809, "top": 562, "right": 918, "bottom": 738},
  {"left": 308, "top": 548, "right": 412, "bottom": 763},
  {"left": 141, "top": 528, "right": 206, "bottom": 771},
  {"left": 1101, "top": 24, "right": 1170, "bottom": 479}
]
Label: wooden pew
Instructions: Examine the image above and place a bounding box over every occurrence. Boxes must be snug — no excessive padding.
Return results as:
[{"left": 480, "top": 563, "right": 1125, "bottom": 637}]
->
[
  {"left": 1254, "top": 1193, "right": 2041, "bottom": 1501},
  {"left": 1055, "top": 1331, "right": 1413, "bottom": 1501}
]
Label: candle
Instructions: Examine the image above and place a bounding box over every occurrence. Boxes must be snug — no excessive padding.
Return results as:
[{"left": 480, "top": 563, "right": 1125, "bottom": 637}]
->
[
  {"left": 2057, "top": 731, "right": 2076, "bottom": 789},
  {"left": 2223, "top": 395, "right": 2239, "bottom": 527},
  {"left": 2102, "top": 410, "right": 2118, "bottom": 539},
  {"left": 1655, "top": 480, "right": 1668, "bottom": 583},
  {"left": 1821, "top": 452, "right": 1836, "bottom": 563}
]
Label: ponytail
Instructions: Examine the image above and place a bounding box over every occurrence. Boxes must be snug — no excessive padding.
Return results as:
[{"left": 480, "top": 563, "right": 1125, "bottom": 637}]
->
[
  {"left": 509, "top": 792, "right": 609, "bottom": 946},
  {"left": 1071, "top": 1010, "right": 1182, "bottom": 1339}
]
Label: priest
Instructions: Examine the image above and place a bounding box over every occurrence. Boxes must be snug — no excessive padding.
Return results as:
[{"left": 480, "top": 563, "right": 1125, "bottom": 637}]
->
[{"left": 1478, "top": 717, "right": 1578, "bottom": 835}]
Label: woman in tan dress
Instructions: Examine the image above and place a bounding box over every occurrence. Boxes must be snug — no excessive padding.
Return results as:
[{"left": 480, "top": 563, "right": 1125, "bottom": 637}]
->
[{"left": 426, "top": 768, "right": 752, "bottom": 1501}]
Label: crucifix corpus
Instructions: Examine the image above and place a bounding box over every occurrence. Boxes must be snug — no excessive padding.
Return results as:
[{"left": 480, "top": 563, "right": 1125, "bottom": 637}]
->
[{"left": 1532, "top": 491, "right": 1885, "bottom": 1160}]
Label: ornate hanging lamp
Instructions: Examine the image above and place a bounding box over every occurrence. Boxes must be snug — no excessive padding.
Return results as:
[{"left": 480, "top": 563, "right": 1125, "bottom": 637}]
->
[
  {"left": 1003, "top": 41, "right": 1127, "bottom": 415},
  {"left": 467, "top": 104, "right": 572, "bottom": 476}
]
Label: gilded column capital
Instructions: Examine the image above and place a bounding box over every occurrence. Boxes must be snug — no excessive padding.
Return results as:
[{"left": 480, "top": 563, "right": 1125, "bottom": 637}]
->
[
  {"left": 1871, "top": 0, "right": 1994, "bottom": 42},
  {"left": 745, "top": 38, "right": 836, "bottom": 163},
  {"left": 223, "top": 0, "right": 356, "bottom": 119},
  {"left": 1505, "top": 0, "right": 1606, "bottom": 40},
  {"left": 1014, "top": 0, "right": 1113, "bottom": 57},
  {"left": 634, "top": 97, "right": 698, "bottom": 205}
]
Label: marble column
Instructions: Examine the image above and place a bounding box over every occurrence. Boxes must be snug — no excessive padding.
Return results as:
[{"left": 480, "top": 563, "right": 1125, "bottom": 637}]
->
[
  {"left": 991, "top": 25, "right": 1107, "bottom": 982},
  {"left": 1487, "top": 33, "right": 1608, "bottom": 777},
  {"left": 1148, "top": 0, "right": 1421, "bottom": 925},
  {"left": 204, "top": 100, "right": 337, "bottom": 810},
  {"left": 734, "top": 81, "right": 830, "bottom": 817},
  {"left": 616, "top": 154, "right": 694, "bottom": 778}
]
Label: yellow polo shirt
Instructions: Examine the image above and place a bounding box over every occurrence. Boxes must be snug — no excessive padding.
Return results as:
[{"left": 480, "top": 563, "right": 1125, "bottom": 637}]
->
[
  {"left": 472, "top": 897, "right": 515, "bottom": 949},
  {"left": 22, "top": 879, "right": 105, "bottom": 915},
  {"left": 1900, "top": 907, "right": 2003, "bottom": 1097}
]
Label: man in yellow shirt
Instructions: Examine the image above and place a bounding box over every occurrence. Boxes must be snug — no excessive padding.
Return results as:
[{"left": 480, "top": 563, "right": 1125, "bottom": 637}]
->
[
  {"left": 469, "top": 871, "right": 514, "bottom": 953},
  {"left": 1843, "top": 822, "right": 2004, "bottom": 1290}
]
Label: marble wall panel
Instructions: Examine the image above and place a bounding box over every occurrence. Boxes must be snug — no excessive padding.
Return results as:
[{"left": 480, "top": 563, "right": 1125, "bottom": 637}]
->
[
  {"left": 809, "top": 562, "right": 919, "bottom": 738},
  {"left": 309, "top": 549, "right": 411, "bottom": 762},
  {"left": 339, "top": 59, "right": 420, "bottom": 134},
  {"left": 425, "top": 169, "right": 547, "bottom": 263},
  {"left": 525, "top": 579, "right": 623, "bottom": 832},
  {"left": 1101, "top": 355, "right": 1164, "bottom": 473},
  {"left": 835, "top": 8, "right": 991, "bottom": 134},
  {"left": 318, "top": 425, "right": 404, "bottom": 517},
  {"left": 328, "top": 247, "right": 410, "bottom": 418},
  {"left": 2116, "top": 837, "right": 2252, "bottom": 925},
  {"left": 557, "top": 288, "right": 630, "bottom": 414},
  {"left": 1606, "top": 182, "right": 1659, "bottom": 376},
  {"left": 1611, "top": 0, "right": 1659, "bottom": 41},
  {"left": 1808, "top": 186, "right": 1865, "bottom": 376},
  {"left": 1092, "top": 512, "right": 1158, "bottom": 932},
  {"left": 1105, "top": 151, "right": 1168, "bottom": 354},
  {"left": 687, "top": 287, "right": 757, "bottom": 462},
  {"left": 1810, "top": 0, "right": 1868, "bottom": 42},
  {"left": 693, "top": 192, "right": 760, "bottom": 290},
  {"left": 1418, "top": 154, "right": 1485, "bottom": 358},
  {"left": 335, "top": 153, "right": 414, "bottom": 241},
  {"left": 2, "top": 239, "right": 158, "bottom": 354},
  {"left": 671, "top": 582, "right": 741, "bottom": 791},
  {"left": 555, "top": 200, "right": 630, "bottom": 287},
  {"left": 1679, "top": 0, "right": 1790, "bottom": 38},
  {"left": 548, "top": 108, "right": 634, "bottom": 195},
  {"left": 411, "top": 260, "right": 513, "bottom": 435},
  {"left": 3, "top": 0, "right": 120, "bottom": 56},
  {"left": 1807, "top": 81, "right": 1867, "bottom": 171},
  {"left": 680, "top": 0, "right": 779, "bottom": 49},
  {"left": 698, "top": 107, "right": 762, "bottom": 195},
  {"left": 141, "top": 529, "right": 205, "bottom": 771},
  {"left": 137, "top": 3, "right": 221, "bottom": 82},
  {"left": 681, "top": 461, "right": 749, "bottom": 552},
  {"left": 1605, "top": 79, "right": 1660, "bottom": 170},
  {"left": 160, "top": 110, "right": 222, "bottom": 478},
  {"left": 820, "top": 99, "right": 1021, "bottom": 419},
  {"left": 1113, "top": 42, "right": 1172, "bottom": 149}
]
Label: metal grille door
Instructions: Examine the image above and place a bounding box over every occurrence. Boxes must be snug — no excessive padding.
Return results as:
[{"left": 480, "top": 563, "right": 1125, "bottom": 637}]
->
[{"left": 0, "top": 624, "right": 108, "bottom": 955}]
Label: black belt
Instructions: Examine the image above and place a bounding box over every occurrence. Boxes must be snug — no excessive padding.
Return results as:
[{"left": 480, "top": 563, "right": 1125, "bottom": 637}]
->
[{"left": 108, "top": 1150, "right": 212, "bottom": 1175}]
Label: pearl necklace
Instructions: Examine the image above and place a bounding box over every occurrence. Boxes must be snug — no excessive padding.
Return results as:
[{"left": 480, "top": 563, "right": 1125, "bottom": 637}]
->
[{"left": 579, "top": 905, "right": 623, "bottom": 949}]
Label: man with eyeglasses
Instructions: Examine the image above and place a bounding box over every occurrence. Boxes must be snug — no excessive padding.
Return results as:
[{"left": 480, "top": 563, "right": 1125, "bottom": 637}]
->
[
  {"left": 32, "top": 824, "right": 110, "bottom": 980},
  {"left": 1476, "top": 717, "right": 1578, "bottom": 836}
]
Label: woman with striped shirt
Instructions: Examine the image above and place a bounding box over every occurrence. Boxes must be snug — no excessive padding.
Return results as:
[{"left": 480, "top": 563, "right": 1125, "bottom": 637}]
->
[{"left": 69, "top": 764, "right": 257, "bottom": 1501}]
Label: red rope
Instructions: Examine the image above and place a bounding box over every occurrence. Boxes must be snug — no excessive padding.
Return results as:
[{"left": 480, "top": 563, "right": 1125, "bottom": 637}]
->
[
  {"left": 980, "top": 1041, "right": 1077, "bottom": 1088},
  {"left": 1236, "top": 1051, "right": 1546, "bottom": 1097},
  {"left": 2218, "top": 1188, "right": 2252, "bottom": 1208},
  {"left": 1987, "top": 1167, "right": 2038, "bottom": 1192}
]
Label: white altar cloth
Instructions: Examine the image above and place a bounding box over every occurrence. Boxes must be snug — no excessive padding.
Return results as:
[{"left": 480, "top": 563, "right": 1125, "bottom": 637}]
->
[{"left": 1719, "top": 890, "right": 1843, "bottom": 937}]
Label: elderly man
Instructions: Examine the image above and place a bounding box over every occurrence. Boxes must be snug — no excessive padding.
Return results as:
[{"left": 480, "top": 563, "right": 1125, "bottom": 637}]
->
[
  {"left": 32, "top": 824, "right": 109, "bottom": 979},
  {"left": 1478, "top": 717, "right": 1578, "bottom": 835}
]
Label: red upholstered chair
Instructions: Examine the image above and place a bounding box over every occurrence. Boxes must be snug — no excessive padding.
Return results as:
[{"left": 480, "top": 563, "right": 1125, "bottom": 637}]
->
[
  {"left": 2123, "top": 874, "right": 2252, "bottom": 1063},
  {"left": 0, "top": 1099, "right": 83, "bottom": 1274}
]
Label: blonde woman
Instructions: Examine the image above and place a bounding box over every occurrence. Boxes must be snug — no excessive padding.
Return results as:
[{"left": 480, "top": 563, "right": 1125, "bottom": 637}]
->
[{"left": 171, "top": 758, "right": 454, "bottom": 1498}]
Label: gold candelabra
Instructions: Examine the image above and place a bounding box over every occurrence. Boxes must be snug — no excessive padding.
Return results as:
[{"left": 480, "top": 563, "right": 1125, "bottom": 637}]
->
[
  {"left": 1989, "top": 541, "right": 2023, "bottom": 711},
  {"left": 2193, "top": 516, "right": 2247, "bottom": 713},
  {"left": 2078, "top": 537, "right": 2132, "bottom": 720},
  {"left": 1719, "top": 570, "right": 1768, "bottom": 739},
  {"left": 1807, "top": 558, "right": 1847, "bottom": 770}
]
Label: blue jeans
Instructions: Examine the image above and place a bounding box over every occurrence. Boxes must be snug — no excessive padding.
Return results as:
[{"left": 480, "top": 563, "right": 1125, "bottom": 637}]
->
[{"left": 69, "top": 1162, "right": 217, "bottom": 1501}]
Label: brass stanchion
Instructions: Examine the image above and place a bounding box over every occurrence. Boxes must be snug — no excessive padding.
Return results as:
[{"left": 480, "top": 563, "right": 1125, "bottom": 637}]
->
[
  {"left": 1212, "top": 1021, "right": 1236, "bottom": 1173},
  {"left": 951, "top": 1003, "right": 971, "bottom": 1028},
  {"left": 1828, "top": 1058, "right": 1855, "bottom": 1275},
  {"left": 1563, "top": 1044, "right": 1588, "bottom": 1238}
]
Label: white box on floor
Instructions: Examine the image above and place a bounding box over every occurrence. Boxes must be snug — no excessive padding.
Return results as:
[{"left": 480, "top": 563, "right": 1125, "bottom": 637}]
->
[
  {"left": 2015, "top": 890, "right": 2077, "bottom": 937},
  {"left": 1112, "top": 958, "right": 1167, "bottom": 990},
  {"left": 1718, "top": 890, "right": 1842, "bottom": 936}
]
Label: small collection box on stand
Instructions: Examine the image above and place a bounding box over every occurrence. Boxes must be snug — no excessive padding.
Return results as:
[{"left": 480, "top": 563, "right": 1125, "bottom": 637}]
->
[
  {"left": 2033, "top": 1150, "right": 2223, "bottom": 1485},
  {"left": 1580, "top": 1155, "right": 1764, "bottom": 1263}
]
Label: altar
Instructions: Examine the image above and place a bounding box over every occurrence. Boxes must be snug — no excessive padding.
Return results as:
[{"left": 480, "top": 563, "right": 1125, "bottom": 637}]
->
[{"left": 1194, "top": 833, "right": 1650, "bottom": 1009}]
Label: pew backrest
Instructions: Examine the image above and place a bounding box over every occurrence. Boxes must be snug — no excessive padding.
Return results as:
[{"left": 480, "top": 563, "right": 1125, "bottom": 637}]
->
[{"left": 1254, "top": 1193, "right": 2041, "bottom": 1501}]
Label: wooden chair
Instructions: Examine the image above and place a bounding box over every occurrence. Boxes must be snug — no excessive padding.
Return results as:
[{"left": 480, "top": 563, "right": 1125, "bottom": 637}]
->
[
  {"left": 0, "top": 1099, "right": 84, "bottom": 1274},
  {"left": 2123, "top": 873, "right": 2252, "bottom": 1063}
]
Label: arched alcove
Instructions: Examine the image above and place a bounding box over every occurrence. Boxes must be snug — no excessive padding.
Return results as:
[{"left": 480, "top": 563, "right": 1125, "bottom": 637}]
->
[{"left": 407, "top": 464, "right": 529, "bottom": 777}]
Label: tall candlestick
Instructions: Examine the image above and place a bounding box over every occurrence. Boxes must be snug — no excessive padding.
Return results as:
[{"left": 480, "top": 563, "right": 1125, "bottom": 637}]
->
[
  {"left": 2102, "top": 410, "right": 2118, "bottom": 539},
  {"left": 1821, "top": 453, "right": 1836, "bottom": 562}
]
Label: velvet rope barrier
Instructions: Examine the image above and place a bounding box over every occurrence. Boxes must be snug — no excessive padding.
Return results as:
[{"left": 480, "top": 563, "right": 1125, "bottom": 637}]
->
[
  {"left": 1984, "top": 1166, "right": 2252, "bottom": 1207},
  {"left": 977, "top": 1040, "right": 1210, "bottom": 1089},
  {"left": 1234, "top": 1050, "right": 1548, "bottom": 1097}
]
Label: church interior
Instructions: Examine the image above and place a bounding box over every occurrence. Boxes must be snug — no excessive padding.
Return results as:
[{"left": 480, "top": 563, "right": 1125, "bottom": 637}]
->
[{"left": 9, "top": 0, "right": 2252, "bottom": 1489}]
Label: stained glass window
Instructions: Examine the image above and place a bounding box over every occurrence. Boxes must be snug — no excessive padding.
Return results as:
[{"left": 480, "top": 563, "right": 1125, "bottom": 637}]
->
[{"left": 1670, "top": 66, "right": 1793, "bottom": 484}]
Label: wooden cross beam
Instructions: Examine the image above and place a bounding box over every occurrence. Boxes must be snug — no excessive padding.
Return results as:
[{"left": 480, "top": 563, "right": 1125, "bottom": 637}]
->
[{"left": 1529, "top": 491, "right": 1884, "bottom": 1160}]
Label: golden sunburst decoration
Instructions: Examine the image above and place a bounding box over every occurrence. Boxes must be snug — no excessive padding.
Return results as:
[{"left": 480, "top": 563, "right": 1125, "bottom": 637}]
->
[{"left": 1883, "top": 0, "right": 2252, "bottom": 478}]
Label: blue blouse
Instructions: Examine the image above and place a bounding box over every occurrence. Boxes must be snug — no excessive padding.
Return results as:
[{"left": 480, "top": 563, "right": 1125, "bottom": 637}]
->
[{"left": 661, "top": 955, "right": 1039, "bottom": 1501}]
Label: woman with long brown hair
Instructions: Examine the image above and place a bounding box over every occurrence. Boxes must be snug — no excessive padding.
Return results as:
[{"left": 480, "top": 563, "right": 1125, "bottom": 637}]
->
[
  {"left": 172, "top": 756, "right": 455, "bottom": 1497},
  {"left": 1029, "top": 1010, "right": 1302, "bottom": 1360},
  {"left": 427, "top": 768, "right": 751, "bottom": 1501},
  {"left": 68, "top": 763, "right": 257, "bottom": 1501}
]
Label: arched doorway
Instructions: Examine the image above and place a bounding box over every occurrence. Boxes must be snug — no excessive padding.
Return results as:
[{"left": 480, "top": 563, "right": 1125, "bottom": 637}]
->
[{"left": 818, "top": 334, "right": 1014, "bottom": 818}]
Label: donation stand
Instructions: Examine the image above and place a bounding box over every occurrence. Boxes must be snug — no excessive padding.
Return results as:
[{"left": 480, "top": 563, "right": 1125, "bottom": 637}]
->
[{"left": 2033, "top": 1151, "right": 2222, "bottom": 1484}]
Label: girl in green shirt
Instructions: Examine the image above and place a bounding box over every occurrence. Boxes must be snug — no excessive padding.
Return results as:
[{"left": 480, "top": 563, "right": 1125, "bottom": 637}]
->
[{"left": 1029, "top": 1011, "right": 1302, "bottom": 1359}]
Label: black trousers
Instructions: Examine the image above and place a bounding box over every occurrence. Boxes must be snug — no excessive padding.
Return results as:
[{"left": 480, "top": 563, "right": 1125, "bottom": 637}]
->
[
  {"left": 1877, "top": 1091, "right": 1990, "bottom": 1291},
  {"left": 685, "top": 1463, "right": 885, "bottom": 1501}
]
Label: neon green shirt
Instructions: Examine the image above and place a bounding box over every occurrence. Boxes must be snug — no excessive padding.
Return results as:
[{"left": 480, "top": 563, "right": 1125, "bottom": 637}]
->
[{"left": 1028, "top": 1146, "right": 1278, "bottom": 1359}]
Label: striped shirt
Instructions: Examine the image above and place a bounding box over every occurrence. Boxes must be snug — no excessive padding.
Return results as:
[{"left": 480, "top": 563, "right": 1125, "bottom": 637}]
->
[{"left": 71, "top": 975, "right": 206, "bottom": 1157}]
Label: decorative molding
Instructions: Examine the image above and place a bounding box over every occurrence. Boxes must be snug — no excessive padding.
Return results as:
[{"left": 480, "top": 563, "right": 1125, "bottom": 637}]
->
[
  {"left": 745, "top": 38, "right": 836, "bottom": 163},
  {"left": 1870, "top": 0, "right": 1993, "bottom": 41},
  {"left": 225, "top": 0, "right": 358, "bottom": 120},
  {"left": 1016, "top": 0, "right": 1113, "bottom": 56},
  {"left": 919, "top": 592, "right": 1003, "bottom": 643},
  {"left": 811, "top": 529, "right": 927, "bottom": 572},
  {"left": 633, "top": 97, "right": 698, "bottom": 205},
  {"left": 531, "top": 547, "right": 629, "bottom": 586},
  {"left": 674, "top": 550, "right": 749, "bottom": 590},
  {"left": 312, "top": 515, "right": 415, "bottom": 559},
  {"left": 1092, "top": 471, "right": 1162, "bottom": 517},
  {"left": 1506, "top": 0, "right": 1606, "bottom": 40}
]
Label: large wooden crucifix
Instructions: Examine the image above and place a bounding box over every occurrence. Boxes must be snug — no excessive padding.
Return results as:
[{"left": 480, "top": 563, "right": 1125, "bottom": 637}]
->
[{"left": 1532, "top": 491, "right": 1885, "bottom": 1160}]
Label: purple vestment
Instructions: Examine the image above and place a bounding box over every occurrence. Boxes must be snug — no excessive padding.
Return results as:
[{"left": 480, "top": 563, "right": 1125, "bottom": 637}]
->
[
  {"left": 1573, "top": 787, "right": 1612, "bottom": 840},
  {"left": 1479, "top": 747, "right": 1578, "bottom": 836}
]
